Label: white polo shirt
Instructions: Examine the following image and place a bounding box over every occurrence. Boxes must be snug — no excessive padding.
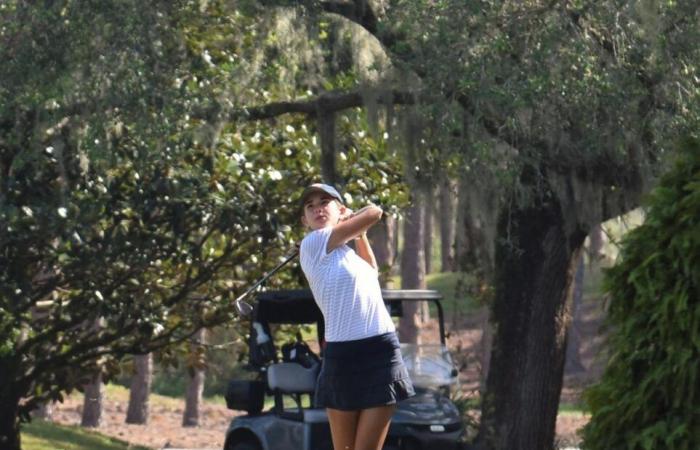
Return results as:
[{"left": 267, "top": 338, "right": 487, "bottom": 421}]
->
[{"left": 300, "top": 226, "right": 395, "bottom": 342}]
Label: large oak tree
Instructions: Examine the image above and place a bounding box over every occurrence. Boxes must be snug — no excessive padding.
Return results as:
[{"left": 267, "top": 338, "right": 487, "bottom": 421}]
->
[{"left": 239, "top": 1, "right": 700, "bottom": 449}]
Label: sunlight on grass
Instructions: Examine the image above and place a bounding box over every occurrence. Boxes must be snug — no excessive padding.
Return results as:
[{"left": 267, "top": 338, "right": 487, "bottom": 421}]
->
[
  {"left": 206, "top": 394, "right": 227, "bottom": 405},
  {"left": 23, "top": 420, "right": 151, "bottom": 450},
  {"left": 558, "top": 402, "right": 589, "bottom": 416},
  {"left": 70, "top": 383, "right": 190, "bottom": 410}
]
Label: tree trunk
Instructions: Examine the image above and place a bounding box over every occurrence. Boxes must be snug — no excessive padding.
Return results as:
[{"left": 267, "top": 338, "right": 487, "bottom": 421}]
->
[
  {"left": 423, "top": 189, "right": 433, "bottom": 275},
  {"left": 439, "top": 178, "right": 457, "bottom": 272},
  {"left": 565, "top": 255, "right": 586, "bottom": 374},
  {"left": 32, "top": 402, "right": 54, "bottom": 421},
  {"left": 125, "top": 353, "right": 152, "bottom": 424},
  {"left": 454, "top": 178, "right": 474, "bottom": 271},
  {"left": 81, "top": 372, "right": 104, "bottom": 427},
  {"left": 588, "top": 223, "right": 606, "bottom": 266},
  {"left": 478, "top": 307, "right": 493, "bottom": 392},
  {"left": 183, "top": 329, "right": 207, "bottom": 427},
  {"left": 318, "top": 111, "right": 337, "bottom": 186},
  {"left": 393, "top": 215, "right": 400, "bottom": 266},
  {"left": 0, "top": 389, "right": 21, "bottom": 450},
  {"left": 398, "top": 189, "right": 426, "bottom": 344},
  {"left": 455, "top": 177, "right": 495, "bottom": 273},
  {"left": 475, "top": 199, "right": 587, "bottom": 450},
  {"left": 367, "top": 216, "right": 397, "bottom": 287}
]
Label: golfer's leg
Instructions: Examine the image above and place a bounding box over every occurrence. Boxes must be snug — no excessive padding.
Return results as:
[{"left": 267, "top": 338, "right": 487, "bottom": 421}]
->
[
  {"left": 354, "top": 405, "right": 396, "bottom": 450},
  {"left": 327, "top": 408, "right": 360, "bottom": 450}
]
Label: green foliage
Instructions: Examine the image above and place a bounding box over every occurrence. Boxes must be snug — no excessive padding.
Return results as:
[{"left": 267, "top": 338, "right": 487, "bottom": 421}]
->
[
  {"left": 581, "top": 137, "right": 700, "bottom": 450},
  {"left": 0, "top": 0, "right": 284, "bottom": 419},
  {"left": 382, "top": 0, "right": 700, "bottom": 207},
  {"left": 450, "top": 388, "right": 480, "bottom": 442},
  {"left": 0, "top": 0, "right": 408, "bottom": 430}
]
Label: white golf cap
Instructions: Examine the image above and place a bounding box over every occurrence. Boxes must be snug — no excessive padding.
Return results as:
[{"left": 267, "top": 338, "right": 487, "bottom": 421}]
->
[{"left": 300, "top": 183, "right": 344, "bottom": 207}]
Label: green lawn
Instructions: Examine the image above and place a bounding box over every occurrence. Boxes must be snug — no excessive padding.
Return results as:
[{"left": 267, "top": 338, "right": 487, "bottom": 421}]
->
[
  {"left": 22, "top": 420, "right": 151, "bottom": 450},
  {"left": 558, "top": 402, "right": 590, "bottom": 415}
]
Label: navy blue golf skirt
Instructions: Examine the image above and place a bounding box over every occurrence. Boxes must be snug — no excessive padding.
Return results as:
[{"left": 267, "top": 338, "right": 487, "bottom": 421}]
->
[{"left": 314, "top": 331, "right": 415, "bottom": 410}]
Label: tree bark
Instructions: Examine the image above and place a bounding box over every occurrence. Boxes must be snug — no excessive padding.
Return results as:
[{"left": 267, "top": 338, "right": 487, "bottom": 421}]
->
[
  {"left": 564, "top": 255, "right": 586, "bottom": 374},
  {"left": 439, "top": 178, "right": 457, "bottom": 272},
  {"left": 475, "top": 198, "right": 587, "bottom": 450},
  {"left": 222, "top": 88, "right": 415, "bottom": 122},
  {"left": 420, "top": 186, "right": 433, "bottom": 316},
  {"left": 478, "top": 307, "right": 493, "bottom": 392},
  {"left": 367, "top": 215, "right": 397, "bottom": 287},
  {"left": 81, "top": 371, "right": 105, "bottom": 427},
  {"left": 455, "top": 176, "right": 495, "bottom": 273},
  {"left": 0, "top": 388, "right": 21, "bottom": 450},
  {"left": 393, "top": 215, "right": 400, "bottom": 267},
  {"left": 318, "top": 111, "right": 337, "bottom": 186},
  {"left": 183, "top": 329, "right": 207, "bottom": 427},
  {"left": 125, "top": 353, "right": 153, "bottom": 424},
  {"left": 398, "top": 189, "right": 426, "bottom": 344},
  {"left": 423, "top": 188, "right": 433, "bottom": 275}
]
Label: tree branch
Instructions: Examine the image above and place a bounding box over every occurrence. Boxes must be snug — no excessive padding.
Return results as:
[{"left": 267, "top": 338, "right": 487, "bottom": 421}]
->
[
  {"left": 319, "top": 0, "right": 379, "bottom": 34},
  {"left": 227, "top": 88, "right": 415, "bottom": 122}
]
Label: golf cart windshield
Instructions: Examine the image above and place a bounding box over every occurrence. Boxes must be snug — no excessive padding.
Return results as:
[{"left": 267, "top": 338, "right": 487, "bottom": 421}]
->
[
  {"left": 252, "top": 289, "right": 459, "bottom": 390},
  {"left": 400, "top": 343, "right": 458, "bottom": 390}
]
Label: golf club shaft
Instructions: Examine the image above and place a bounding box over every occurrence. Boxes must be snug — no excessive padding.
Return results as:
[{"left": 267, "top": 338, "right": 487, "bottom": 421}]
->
[{"left": 234, "top": 249, "right": 299, "bottom": 305}]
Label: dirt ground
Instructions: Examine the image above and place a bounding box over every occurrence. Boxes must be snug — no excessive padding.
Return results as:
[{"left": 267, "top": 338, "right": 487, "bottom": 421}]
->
[
  {"left": 51, "top": 392, "right": 234, "bottom": 449},
  {"left": 49, "top": 392, "right": 588, "bottom": 449},
  {"left": 48, "top": 287, "right": 607, "bottom": 449}
]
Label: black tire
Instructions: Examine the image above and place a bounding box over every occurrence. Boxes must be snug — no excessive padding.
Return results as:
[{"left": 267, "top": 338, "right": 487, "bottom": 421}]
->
[{"left": 228, "top": 440, "right": 260, "bottom": 450}]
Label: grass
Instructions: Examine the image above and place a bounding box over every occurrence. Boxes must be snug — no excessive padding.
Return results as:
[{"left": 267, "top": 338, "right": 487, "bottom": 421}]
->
[
  {"left": 104, "top": 383, "right": 181, "bottom": 409},
  {"left": 206, "top": 394, "right": 227, "bottom": 406},
  {"left": 426, "top": 271, "right": 481, "bottom": 315},
  {"left": 68, "top": 383, "right": 208, "bottom": 411},
  {"left": 22, "top": 420, "right": 151, "bottom": 450},
  {"left": 558, "top": 402, "right": 589, "bottom": 416},
  {"left": 262, "top": 393, "right": 313, "bottom": 410},
  {"left": 111, "top": 375, "right": 230, "bottom": 406}
]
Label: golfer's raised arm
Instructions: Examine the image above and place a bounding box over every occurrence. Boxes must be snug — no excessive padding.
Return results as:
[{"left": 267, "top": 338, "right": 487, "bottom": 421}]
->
[{"left": 327, "top": 204, "right": 382, "bottom": 252}]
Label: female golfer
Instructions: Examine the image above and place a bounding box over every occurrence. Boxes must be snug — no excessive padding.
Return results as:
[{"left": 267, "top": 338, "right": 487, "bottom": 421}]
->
[{"left": 299, "top": 183, "right": 415, "bottom": 450}]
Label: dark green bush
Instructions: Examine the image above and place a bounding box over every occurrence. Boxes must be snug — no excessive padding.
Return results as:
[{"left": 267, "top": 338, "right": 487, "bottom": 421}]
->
[{"left": 582, "top": 138, "right": 700, "bottom": 450}]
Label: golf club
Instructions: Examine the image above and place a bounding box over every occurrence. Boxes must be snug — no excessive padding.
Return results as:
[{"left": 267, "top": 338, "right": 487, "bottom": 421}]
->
[{"left": 234, "top": 247, "right": 300, "bottom": 316}]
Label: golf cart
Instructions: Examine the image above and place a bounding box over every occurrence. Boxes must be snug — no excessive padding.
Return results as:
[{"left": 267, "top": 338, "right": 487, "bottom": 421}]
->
[{"left": 224, "top": 289, "right": 463, "bottom": 450}]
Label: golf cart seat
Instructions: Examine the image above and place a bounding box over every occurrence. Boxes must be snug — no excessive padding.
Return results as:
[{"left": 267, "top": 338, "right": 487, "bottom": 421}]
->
[
  {"left": 267, "top": 361, "right": 320, "bottom": 419},
  {"left": 267, "top": 362, "right": 320, "bottom": 393}
]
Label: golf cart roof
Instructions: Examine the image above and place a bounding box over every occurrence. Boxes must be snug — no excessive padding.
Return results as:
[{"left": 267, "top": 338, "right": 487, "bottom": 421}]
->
[
  {"left": 254, "top": 290, "right": 323, "bottom": 325},
  {"left": 254, "top": 289, "right": 443, "bottom": 325}
]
